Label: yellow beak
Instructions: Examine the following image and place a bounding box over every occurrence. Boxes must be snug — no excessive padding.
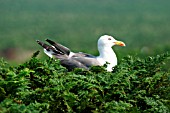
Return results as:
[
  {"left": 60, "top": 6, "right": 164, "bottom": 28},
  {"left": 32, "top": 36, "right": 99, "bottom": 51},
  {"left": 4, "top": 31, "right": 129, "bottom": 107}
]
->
[{"left": 114, "top": 41, "right": 126, "bottom": 46}]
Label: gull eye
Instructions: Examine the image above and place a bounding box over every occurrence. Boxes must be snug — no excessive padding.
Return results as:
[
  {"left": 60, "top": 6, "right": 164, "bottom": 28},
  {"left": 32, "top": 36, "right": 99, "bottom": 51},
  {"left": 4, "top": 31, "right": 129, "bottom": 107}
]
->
[{"left": 108, "top": 38, "right": 111, "bottom": 40}]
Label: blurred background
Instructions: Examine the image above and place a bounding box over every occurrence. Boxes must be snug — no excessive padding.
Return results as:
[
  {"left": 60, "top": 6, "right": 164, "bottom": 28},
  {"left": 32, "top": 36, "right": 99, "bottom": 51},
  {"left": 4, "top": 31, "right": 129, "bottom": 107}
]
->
[{"left": 0, "top": 0, "right": 170, "bottom": 66}]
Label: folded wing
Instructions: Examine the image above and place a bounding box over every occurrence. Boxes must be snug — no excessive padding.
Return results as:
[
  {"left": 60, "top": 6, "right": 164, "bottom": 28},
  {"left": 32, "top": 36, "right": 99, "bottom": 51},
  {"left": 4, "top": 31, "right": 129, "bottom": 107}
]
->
[{"left": 36, "top": 39, "right": 100, "bottom": 71}]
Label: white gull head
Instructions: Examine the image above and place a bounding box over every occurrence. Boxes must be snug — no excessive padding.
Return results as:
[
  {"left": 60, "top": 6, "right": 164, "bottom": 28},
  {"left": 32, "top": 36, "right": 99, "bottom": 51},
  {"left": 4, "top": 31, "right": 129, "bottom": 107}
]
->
[{"left": 97, "top": 35, "right": 125, "bottom": 72}]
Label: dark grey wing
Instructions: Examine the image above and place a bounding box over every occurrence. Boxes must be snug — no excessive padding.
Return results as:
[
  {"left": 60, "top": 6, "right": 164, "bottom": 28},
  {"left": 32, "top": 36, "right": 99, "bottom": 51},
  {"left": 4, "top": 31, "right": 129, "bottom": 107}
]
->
[
  {"left": 37, "top": 39, "right": 100, "bottom": 71},
  {"left": 72, "top": 57, "right": 101, "bottom": 67},
  {"left": 46, "top": 39, "right": 70, "bottom": 55},
  {"left": 36, "top": 40, "right": 63, "bottom": 54},
  {"left": 70, "top": 52, "right": 100, "bottom": 67},
  {"left": 60, "top": 58, "right": 89, "bottom": 71}
]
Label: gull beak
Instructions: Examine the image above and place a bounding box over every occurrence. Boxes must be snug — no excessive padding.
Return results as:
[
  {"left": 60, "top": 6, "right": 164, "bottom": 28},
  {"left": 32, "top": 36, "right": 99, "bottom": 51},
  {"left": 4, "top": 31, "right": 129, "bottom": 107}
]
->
[{"left": 114, "top": 41, "right": 126, "bottom": 46}]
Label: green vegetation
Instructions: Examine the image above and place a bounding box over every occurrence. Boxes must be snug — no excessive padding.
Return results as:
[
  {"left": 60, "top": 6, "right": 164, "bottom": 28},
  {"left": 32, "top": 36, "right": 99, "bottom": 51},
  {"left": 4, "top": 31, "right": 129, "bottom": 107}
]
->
[
  {"left": 0, "top": 0, "right": 170, "bottom": 63},
  {"left": 0, "top": 52, "right": 169, "bottom": 112}
]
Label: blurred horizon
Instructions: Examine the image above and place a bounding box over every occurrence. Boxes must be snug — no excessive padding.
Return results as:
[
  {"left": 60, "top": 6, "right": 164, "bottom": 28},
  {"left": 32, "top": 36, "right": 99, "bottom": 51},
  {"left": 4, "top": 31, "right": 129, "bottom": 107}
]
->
[{"left": 0, "top": 0, "right": 170, "bottom": 64}]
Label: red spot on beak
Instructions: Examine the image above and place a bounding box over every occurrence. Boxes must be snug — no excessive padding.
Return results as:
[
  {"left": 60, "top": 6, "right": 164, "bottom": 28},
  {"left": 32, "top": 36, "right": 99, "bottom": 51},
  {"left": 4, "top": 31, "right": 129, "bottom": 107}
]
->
[{"left": 114, "top": 41, "right": 126, "bottom": 46}]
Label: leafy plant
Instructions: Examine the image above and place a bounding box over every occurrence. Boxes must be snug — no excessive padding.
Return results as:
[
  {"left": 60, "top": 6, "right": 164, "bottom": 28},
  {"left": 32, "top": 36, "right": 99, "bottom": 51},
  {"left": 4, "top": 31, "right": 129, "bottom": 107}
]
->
[{"left": 0, "top": 52, "right": 169, "bottom": 112}]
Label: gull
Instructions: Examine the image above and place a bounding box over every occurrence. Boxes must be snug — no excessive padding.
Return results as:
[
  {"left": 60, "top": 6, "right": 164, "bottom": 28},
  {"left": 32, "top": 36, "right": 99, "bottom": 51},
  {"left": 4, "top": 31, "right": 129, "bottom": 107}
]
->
[{"left": 36, "top": 35, "right": 125, "bottom": 71}]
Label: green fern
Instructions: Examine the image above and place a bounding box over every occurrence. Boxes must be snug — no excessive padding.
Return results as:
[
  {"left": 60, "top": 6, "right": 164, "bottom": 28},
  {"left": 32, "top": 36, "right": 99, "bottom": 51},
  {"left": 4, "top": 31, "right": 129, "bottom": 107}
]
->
[{"left": 0, "top": 53, "right": 169, "bottom": 112}]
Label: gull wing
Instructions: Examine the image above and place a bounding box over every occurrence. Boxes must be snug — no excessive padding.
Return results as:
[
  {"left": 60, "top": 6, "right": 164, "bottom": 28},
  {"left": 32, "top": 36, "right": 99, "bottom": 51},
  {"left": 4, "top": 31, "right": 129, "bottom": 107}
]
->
[
  {"left": 36, "top": 39, "right": 101, "bottom": 71},
  {"left": 46, "top": 39, "right": 70, "bottom": 55},
  {"left": 72, "top": 56, "right": 101, "bottom": 67}
]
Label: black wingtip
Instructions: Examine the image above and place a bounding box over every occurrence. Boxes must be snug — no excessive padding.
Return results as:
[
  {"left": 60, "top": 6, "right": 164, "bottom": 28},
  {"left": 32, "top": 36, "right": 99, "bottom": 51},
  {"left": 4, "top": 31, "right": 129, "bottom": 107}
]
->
[
  {"left": 45, "top": 39, "right": 70, "bottom": 55},
  {"left": 36, "top": 40, "right": 50, "bottom": 49},
  {"left": 36, "top": 40, "right": 44, "bottom": 46},
  {"left": 36, "top": 40, "right": 40, "bottom": 43},
  {"left": 45, "top": 39, "right": 50, "bottom": 42},
  {"left": 46, "top": 39, "right": 56, "bottom": 45},
  {"left": 45, "top": 38, "right": 49, "bottom": 41}
]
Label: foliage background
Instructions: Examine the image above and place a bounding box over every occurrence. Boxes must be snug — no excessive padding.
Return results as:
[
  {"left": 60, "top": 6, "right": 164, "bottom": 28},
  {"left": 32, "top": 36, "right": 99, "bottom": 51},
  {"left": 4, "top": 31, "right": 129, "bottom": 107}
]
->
[{"left": 0, "top": 0, "right": 170, "bottom": 64}]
